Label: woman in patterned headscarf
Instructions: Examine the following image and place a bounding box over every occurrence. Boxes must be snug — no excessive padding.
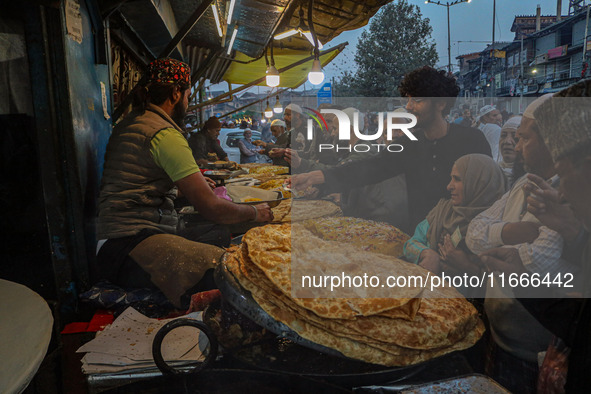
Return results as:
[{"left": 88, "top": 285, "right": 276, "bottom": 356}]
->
[{"left": 403, "top": 154, "right": 507, "bottom": 276}]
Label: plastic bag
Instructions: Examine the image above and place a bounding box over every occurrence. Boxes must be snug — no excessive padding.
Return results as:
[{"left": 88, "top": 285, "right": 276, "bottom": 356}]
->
[{"left": 537, "top": 336, "right": 570, "bottom": 394}]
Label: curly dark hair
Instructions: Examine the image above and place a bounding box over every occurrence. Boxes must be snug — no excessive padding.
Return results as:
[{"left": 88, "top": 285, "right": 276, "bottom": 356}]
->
[{"left": 398, "top": 66, "right": 459, "bottom": 116}]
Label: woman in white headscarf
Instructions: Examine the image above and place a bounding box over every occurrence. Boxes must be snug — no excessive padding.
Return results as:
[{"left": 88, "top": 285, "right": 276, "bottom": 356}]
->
[{"left": 403, "top": 154, "right": 507, "bottom": 276}]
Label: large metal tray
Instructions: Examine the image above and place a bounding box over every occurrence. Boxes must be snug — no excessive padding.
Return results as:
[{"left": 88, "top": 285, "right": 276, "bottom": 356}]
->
[
  {"left": 213, "top": 259, "right": 345, "bottom": 358},
  {"left": 212, "top": 259, "right": 429, "bottom": 386}
]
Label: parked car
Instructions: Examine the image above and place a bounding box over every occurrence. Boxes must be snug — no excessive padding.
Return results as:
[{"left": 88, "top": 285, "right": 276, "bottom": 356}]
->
[{"left": 218, "top": 129, "right": 270, "bottom": 163}]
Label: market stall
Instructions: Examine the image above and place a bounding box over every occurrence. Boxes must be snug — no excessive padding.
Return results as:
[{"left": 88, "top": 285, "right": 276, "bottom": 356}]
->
[{"left": 63, "top": 164, "right": 508, "bottom": 393}]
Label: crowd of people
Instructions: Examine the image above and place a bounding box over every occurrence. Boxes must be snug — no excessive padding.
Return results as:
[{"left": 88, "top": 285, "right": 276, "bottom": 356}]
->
[
  {"left": 291, "top": 67, "right": 591, "bottom": 393},
  {"left": 94, "top": 57, "right": 591, "bottom": 392}
]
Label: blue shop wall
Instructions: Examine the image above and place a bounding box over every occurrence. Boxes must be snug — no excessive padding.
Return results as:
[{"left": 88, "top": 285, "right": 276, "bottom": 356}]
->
[{"left": 61, "top": 0, "right": 112, "bottom": 280}]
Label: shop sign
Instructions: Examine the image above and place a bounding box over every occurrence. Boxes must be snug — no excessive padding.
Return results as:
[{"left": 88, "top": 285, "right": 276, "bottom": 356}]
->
[
  {"left": 547, "top": 45, "right": 568, "bottom": 59},
  {"left": 317, "top": 82, "right": 332, "bottom": 106},
  {"left": 541, "top": 82, "right": 553, "bottom": 93}
]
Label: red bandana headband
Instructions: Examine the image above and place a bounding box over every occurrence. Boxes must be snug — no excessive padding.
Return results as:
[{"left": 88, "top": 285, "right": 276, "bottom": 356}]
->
[{"left": 147, "top": 58, "right": 191, "bottom": 85}]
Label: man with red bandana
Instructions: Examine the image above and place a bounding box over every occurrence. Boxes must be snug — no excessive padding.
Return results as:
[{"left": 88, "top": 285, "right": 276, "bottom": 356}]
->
[{"left": 96, "top": 58, "right": 272, "bottom": 308}]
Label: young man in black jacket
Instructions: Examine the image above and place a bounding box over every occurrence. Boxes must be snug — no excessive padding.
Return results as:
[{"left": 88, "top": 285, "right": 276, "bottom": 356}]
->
[{"left": 292, "top": 66, "right": 491, "bottom": 230}]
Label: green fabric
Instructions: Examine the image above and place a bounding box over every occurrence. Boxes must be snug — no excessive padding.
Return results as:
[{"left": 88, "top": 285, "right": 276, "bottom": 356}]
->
[
  {"left": 151, "top": 128, "right": 199, "bottom": 182},
  {"left": 403, "top": 219, "right": 430, "bottom": 264}
]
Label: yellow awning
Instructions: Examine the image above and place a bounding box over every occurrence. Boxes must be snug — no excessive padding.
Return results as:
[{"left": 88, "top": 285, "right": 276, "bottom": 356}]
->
[{"left": 222, "top": 46, "right": 345, "bottom": 88}]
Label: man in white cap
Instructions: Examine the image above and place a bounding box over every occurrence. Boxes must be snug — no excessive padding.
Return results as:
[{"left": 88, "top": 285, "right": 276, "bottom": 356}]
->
[
  {"left": 498, "top": 116, "right": 522, "bottom": 186},
  {"left": 255, "top": 119, "right": 290, "bottom": 166},
  {"left": 465, "top": 94, "right": 577, "bottom": 393},
  {"left": 490, "top": 79, "right": 591, "bottom": 393},
  {"left": 284, "top": 103, "right": 306, "bottom": 151},
  {"left": 478, "top": 104, "right": 503, "bottom": 161}
]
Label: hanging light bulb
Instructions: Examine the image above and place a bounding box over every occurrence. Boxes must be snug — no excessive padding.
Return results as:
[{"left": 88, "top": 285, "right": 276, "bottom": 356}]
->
[
  {"left": 308, "top": 58, "right": 324, "bottom": 85},
  {"left": 265, "top": 41, "right": 280, "bottom": 87},
  {"left": 273, "top": 96, "right": 283, "bottom": 113},
  {"left": 264, "top": 101, "right": 273, "bottom": 118},
  {"left": 306, "top": 0, "right": 324, "bottom": 85},
  {"left": 266, "top": 65, "right": 280, "bottom": 87}
]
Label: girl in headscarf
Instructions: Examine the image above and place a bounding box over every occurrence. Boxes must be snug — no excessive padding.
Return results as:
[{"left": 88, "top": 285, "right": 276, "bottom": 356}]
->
[{"left": 403, "top": 154, "right": 507, "bottom": 276}]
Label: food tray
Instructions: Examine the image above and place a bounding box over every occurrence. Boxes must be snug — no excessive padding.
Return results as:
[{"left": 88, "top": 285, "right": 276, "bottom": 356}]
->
[
  {"left": 203, "top": 169, "right": 247, "bottom": 180},
  {"left": 225, "top": 185, "right": 285, "bottom": 208},
  {"left": 398, "top": 374, "right": 509, "bottom": 393},
  {"left": 212, "top": 259, "right": 429, "bottom": 387},
  {"left": 205, "top": 161, "right": 236, "bottom": 170},
  {"left": 203, "top": 170, "right": 232, "bottom": 180}
]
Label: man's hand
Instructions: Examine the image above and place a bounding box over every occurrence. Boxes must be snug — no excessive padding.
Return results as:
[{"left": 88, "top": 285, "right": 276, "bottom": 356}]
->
[
  {"left": 324, "top": 193, "right": 341, "bottom": 204},
  {"left": 418, "top": 249, "right": 441, "bottom": 275},
  {"left": 291, "top": 169, "right": 325, "bottom": 191},
  {"left": 204, "top": 177, "right": 216, "bottom": 190},
  {"left": 270, "top": 148, "right": 286, "bottom": 159},
  {"left": 254, "top": 203, "right": 273, "bottom": 222},
  {"left": 479, "top": 247, "right": 526, "bottom": 274},
  {"left": 253, "top": 140, "right": 266, "bottom": 147},
  {"left": 284, "top": 148, "right": 301, "bottom": 168},
  {"left": 501, "top": 222, "right": 541, "bottom": 245},
  {"left": 525, "top": 173, "right": 583, "bottom": 242}
]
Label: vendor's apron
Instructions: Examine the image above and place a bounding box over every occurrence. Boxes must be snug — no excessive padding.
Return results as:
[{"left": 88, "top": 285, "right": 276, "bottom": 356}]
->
[{"left": 129, "top": 234, "right": 224, "bottom": 307}]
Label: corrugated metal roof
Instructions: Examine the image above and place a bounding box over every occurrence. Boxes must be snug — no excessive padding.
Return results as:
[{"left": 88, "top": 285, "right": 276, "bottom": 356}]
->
[{"left": 117, "top": 0, "right": 392, "bottom": 85}]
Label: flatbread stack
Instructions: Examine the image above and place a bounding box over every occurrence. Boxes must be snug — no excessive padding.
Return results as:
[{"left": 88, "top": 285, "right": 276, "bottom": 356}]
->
[
  {"left": 223, "top": 223, "right": 484, "bottom": 367},
  {"left": 302, "top": 217, "right": 410, "bottom": 257},
  {"left": 271, "top": 200, "right": 343, "bottom": 223}
]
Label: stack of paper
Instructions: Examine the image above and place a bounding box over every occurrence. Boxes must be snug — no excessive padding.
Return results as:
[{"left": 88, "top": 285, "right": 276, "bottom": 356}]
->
[{"left": 77, "top": 307, "right": 207, "bottom": 374}]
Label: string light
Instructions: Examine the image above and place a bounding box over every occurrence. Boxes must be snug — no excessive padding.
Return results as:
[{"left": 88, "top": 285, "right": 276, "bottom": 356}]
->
[
  {"left": 264, "top": 101, "right": 273, "bottom": 118},
  {"left": 306, "top": 0, "right": 324, "bottom": 85},
  {"left": 273, "top": 96, "right": 283, "bottom": 113}
]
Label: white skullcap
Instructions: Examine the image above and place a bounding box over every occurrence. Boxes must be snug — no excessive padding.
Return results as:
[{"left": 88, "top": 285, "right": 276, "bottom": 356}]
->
[
  {"left": 285, "top": 103, "right": 302, "bottom": 114},
  {"left": 478, "top": 104, "right": 496, "bottom": 118},
  {"left": 523, "top": 93, "right": 553, "bottom": 120},
  {"left": 270, "top": 119, "right": 286, "bottom": 128},
  {"left": 342, "top": 107, "right": 365, "bottom": 129},
  {"left": 501, "top": 115, "right": 522, "bottom": 131}
]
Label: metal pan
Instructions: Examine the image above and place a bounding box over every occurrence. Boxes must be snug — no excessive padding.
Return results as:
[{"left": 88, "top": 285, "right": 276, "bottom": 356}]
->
[
  {"left": 202, "top": 170, "right": 232, "bottom": 180},
  {"left": 213, "top": 259, "right": 344, "bottom": 358},
  {"left": 212, "top": 258, "right": 432, "bottom": 386}
]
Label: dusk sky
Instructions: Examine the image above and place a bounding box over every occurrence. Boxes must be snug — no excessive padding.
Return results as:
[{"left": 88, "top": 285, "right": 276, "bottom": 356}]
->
[
  {"left": 320, "top": 0, "right": 573, "bottom": 87},
  {"left": 210, "top": 0, "right": 578, "bottom": 93}
]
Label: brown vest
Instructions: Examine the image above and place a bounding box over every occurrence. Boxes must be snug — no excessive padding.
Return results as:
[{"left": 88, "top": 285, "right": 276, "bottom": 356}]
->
[{"left": 97, "top": 104, "right": 184, "bottom": 239}]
